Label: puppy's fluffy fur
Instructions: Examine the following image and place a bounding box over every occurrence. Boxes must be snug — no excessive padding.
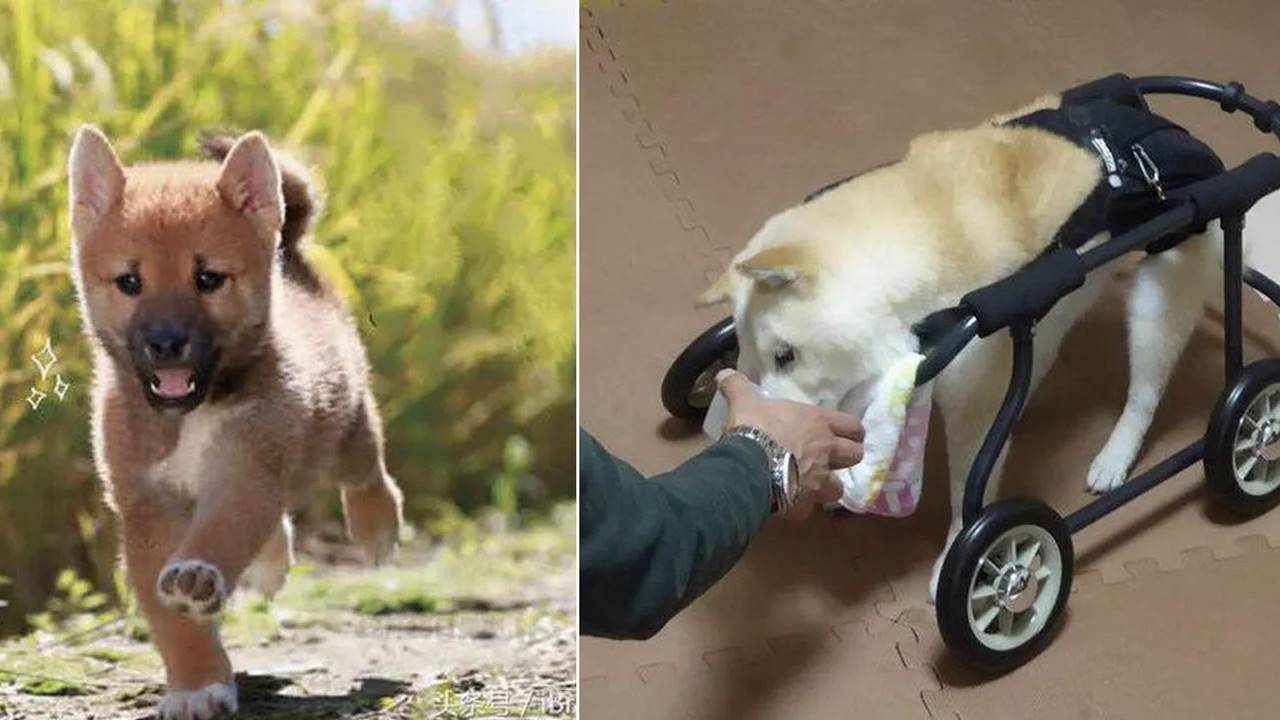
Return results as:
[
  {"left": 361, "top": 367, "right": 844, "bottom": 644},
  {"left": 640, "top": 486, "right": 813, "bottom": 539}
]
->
[
  {"left": 703, "top": 94, "right": 1220, "bottom": 600},
  {"left": 69, "top": 127, "right": 404, "bottom": 720}
]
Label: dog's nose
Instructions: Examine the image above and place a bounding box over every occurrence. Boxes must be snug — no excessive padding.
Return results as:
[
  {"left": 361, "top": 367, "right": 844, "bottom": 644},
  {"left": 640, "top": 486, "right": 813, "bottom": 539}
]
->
[{"left": 145, "top": 328, "right": 190, "bottom": 363}]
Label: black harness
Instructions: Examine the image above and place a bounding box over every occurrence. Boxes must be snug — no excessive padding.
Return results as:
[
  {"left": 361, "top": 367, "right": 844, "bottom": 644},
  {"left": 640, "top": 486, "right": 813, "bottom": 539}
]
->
[
  {"left": 807, "top": 79, "right": 1232, "bottom": 346},
  {"left": 805, "top": 81, "right": 1226, "bottom": 254},
  {"left": 1006, "top": 94, "right": 1224, "bottom": 253}
]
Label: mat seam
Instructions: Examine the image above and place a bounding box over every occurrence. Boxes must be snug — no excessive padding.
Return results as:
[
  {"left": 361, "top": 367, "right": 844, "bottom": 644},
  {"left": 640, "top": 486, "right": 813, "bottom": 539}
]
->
[{"left": 581, "top": 4, "right": 731, "bottom": 285}]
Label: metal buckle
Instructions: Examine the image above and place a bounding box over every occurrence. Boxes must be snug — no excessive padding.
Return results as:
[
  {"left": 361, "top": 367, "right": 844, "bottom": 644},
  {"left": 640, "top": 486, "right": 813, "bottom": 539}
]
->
[{"left": 1131, "top": 143, "right": 1166, "bottom": 201}]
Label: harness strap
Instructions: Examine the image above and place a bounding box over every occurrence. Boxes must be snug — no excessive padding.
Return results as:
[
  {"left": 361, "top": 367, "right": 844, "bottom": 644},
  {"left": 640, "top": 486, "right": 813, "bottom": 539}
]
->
[{"left": 1007, "top": 99, "right": 1224, "bottom": 253}]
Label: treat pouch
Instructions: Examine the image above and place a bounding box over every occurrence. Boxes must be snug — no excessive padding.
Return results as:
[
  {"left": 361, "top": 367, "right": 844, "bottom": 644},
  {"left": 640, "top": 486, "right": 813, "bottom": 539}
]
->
[
  {"left": 837, "top": 354, "right": 932, "bottom": 517},
  {"left": 702, "top": 355, "right": 932, "bottom": 517}
]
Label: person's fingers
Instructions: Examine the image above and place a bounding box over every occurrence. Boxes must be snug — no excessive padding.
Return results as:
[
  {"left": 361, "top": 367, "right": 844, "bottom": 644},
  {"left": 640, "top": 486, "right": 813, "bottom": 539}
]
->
[
  {"left": 822, "top": 410, "right": 865, "bottom": 441},
  {"left": 716, "top": 369, "right": 754, "bottom": 405},
  {"left": 804, "top": 468, "right": 843, "bottom": 502},
  {"left": 828, "top": 437, "right": 864, "bottom": 469}
]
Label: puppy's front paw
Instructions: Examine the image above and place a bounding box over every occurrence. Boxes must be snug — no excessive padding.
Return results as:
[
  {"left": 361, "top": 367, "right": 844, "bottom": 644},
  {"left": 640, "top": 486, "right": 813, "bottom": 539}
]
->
[
  {"left": 157, "top": 560, "right": 227, "bottom": 622},
  {"left": 344, "top": 478, "right": 403, "bottom": 565},
  {"left": 158, "top": 681, "right": 237, "bottom": 720},
  {"left": 1086, "top": 450, "right": 1131, "bottom": 495}
]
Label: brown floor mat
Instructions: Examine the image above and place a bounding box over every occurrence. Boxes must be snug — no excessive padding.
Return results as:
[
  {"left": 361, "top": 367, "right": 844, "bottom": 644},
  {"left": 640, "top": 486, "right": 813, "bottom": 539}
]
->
[{"left": 580, "top": 2, "right": 1280, "bottom": 718}]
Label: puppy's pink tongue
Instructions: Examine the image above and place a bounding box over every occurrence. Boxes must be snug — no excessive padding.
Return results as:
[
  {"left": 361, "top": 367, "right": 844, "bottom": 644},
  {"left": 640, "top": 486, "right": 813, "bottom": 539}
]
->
[{"left": 152, "top": 369, "right": 194, "bottom": 398}]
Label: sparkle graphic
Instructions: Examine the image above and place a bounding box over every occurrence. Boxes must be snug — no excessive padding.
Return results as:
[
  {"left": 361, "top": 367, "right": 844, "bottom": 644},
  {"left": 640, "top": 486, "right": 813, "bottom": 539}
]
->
[
  {"left": 53, "top": 374, "right": 71, "bottom": 400},
  {"left": 25, "top": 387, "right": 47, "bottom": 411},
  {"left": 31, "top": 337, "right": 57, "bottom": 381}
]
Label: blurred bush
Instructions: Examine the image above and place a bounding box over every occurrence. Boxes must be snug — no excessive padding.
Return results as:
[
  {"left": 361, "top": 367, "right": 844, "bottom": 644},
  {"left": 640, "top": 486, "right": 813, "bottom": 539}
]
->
[{"left": 0, "top": 0, "right": 575, "bottom": 635}]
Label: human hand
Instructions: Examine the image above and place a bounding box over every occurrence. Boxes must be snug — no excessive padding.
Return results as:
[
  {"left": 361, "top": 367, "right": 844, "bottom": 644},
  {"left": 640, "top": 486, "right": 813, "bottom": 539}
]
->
[{"left": 716, "top": 370, "right": 864, "bottom": 519}]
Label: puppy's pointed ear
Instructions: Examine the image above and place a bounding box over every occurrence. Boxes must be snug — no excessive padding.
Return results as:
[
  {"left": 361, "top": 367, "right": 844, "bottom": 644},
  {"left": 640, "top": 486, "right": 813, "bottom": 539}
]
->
[
  {"left": 734, "top": 243, "right": 814, "bottom": 292},
  {"left": 696, "top": 268, "right": 737, "bottom": 307},
  {"left": 68, "top": 126, "right": 125, "bottom": 239},
  {"left": 216, "top": 131, "right": 284, "bottom": 239}
]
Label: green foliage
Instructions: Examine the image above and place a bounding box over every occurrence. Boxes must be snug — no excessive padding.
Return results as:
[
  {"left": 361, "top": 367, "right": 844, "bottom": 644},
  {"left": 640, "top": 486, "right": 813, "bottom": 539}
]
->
[
  {"left": 279, "top": 501, "right": 575, "bottom": 618},
  {"left": 78, "top": 647, "right": 128, "bottom": 664},
  {"left": 18, "top": 676, "right": 90, "bottom": 696},
  {"left": 0, "top": 0, "right": 575, "bottom": 636},
  {"left": 26, "top": 569, "right": 111, "bottom": 634}
]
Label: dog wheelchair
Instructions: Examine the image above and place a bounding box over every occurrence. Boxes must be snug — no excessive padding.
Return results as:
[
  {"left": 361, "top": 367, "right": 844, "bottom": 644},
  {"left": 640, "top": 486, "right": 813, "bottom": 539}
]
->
[{"left": 660, "top": 75, "right": 1280, "bottom": 669}]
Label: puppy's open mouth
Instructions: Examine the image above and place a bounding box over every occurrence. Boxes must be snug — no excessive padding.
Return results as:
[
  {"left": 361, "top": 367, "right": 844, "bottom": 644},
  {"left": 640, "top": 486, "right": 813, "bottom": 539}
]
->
[
  {"left": 150, "top": 368, "right": 197, "bottom": 400},
  {"left": 141, "top": 367, "right": 210, "bottom": 412}
]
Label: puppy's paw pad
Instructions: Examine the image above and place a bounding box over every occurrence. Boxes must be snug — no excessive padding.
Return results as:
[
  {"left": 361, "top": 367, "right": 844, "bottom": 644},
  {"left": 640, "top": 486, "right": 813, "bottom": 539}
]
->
[
  {"left": 1086, "top": 453, "right": 1130, "bottom": 494},
  {"left": 158, "top": 681, "right": 237, "bottom": 720},
  {"left": 157, "top": 560, "right": 227, "bottom": 621}
]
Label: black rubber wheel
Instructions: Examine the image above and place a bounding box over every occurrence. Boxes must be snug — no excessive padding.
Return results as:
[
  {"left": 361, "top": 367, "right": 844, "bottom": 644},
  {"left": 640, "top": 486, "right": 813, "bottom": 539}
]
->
[
  {"left": 660, "top": 317, "right": 738, "bottom": 419},
  {"left": 1204, "top": 358, "right": 1280, "bottom": 515},
  {"left": 936, "top": 499, "right": 1073, "bottom": 671}
]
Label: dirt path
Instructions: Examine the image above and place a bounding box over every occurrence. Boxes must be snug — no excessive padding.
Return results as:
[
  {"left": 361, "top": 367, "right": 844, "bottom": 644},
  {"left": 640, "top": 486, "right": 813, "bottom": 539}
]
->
[{"left": 0, "top": 507, "right": 577, "bottom": 719}]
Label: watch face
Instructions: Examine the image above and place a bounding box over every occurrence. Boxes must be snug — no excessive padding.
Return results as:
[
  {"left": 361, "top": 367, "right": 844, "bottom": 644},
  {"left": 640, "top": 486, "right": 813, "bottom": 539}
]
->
[{"left": 783, "top": 452, "right": 801, "bottom": 505}]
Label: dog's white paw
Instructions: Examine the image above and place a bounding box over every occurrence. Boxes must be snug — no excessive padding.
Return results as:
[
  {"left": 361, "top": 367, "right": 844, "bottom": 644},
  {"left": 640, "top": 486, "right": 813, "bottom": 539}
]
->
[
  {"left": 158, "top": 681, "right": 237, "bottom": 720},
  {"left": 1086, "top": 449, "right": 1132, "bottom": 494},
  {"left": 157, "top": 560, "right": 227, "bottom": 622}
]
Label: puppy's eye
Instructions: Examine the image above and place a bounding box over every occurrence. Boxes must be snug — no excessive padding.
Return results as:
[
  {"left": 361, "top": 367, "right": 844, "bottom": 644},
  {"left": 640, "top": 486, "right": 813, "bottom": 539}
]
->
[
  {"left": 774, "top": 345, "right": 797, "bottom": 371},
  {"left": 114, "top": 273, "right": 142, "bottom": 297},
  {"left": 195, "top": 270, "right": 227, "bottom": 294}
]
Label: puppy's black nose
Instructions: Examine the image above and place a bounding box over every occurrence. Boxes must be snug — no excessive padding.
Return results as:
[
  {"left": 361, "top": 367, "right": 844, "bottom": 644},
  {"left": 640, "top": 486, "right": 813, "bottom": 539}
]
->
[{"left": 145, "top": 328, "right": 190, "bottom": 363}]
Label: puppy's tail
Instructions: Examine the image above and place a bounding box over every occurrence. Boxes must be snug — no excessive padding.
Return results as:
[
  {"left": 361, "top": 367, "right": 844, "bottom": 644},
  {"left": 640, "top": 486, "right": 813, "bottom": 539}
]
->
[{"left": 200, "top": 131, "right": 326, "bottom": 292}]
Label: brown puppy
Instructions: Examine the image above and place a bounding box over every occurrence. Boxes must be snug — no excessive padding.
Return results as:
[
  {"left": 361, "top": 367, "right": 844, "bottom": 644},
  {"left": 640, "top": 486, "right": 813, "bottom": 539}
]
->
[{"left": 68, "top": 127, "right": 403, "bottom": 720}]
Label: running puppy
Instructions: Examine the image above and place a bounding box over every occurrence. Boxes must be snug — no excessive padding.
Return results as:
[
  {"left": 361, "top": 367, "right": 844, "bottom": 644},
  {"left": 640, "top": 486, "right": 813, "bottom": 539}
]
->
[
  {"left": 701, "top": 93, "right": 1221, "bottom": 602},
  {"left": 68, "top": 127, "right": 404, "bottom": 719}
]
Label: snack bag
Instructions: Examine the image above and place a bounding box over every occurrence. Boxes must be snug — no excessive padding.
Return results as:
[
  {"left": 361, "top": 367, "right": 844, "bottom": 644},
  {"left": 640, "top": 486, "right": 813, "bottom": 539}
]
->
[{"left": 702, "top": 354, "right": 931, "bottom": 517}]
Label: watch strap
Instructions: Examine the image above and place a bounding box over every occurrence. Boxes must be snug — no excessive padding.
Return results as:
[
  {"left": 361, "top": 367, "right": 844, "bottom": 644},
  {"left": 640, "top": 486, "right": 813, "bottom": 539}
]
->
[{"left": 722, "top": 425, "right": 795, "bottom": 513}]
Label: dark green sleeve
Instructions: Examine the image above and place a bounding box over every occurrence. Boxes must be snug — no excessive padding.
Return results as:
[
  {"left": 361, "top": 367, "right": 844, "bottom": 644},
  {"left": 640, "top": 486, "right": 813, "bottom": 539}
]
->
[{"left": 579, "top": 428, "right": 772, "bottom": 640}]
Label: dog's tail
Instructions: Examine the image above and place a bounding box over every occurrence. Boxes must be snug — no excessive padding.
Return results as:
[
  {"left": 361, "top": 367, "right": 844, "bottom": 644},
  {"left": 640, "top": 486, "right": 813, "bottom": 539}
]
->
[{"left": 199, "top": 131, "right": 326, "bottom": 292}]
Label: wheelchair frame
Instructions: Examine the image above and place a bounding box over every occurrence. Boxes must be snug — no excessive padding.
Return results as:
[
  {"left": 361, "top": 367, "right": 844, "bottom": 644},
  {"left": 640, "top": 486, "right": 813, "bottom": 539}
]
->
[{"left": 660, "top": 74, "right": 1280, "bottom": 668}]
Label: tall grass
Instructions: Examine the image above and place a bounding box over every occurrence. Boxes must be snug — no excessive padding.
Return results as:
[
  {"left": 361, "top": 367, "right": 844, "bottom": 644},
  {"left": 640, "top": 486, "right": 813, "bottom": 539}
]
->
[{"left": 0, "top": 0, "right": 575, "bottom": 635}]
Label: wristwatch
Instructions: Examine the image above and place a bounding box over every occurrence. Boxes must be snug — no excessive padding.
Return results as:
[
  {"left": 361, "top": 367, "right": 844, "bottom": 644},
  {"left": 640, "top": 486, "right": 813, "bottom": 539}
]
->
[{"left": 722, "top": 425, "right": 801, "bottom": 514}]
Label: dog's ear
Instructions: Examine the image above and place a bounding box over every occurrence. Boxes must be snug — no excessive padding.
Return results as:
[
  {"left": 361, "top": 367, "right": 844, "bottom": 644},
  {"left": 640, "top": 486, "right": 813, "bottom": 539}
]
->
[
  {"left": 217, "top": 131, "right": 284, "bottom": 239},
  {"left": 735, "top": 243, "right": 813, "bottom": 292},
  {"left": 697, "top": 268, "right": 737, "bottom": 307},
  {"left": 68, "top": 126, "right": 125, "bottom": 239}
]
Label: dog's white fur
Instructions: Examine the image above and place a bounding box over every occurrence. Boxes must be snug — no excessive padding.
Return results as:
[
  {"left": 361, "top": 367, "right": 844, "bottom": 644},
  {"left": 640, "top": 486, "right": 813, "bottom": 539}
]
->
[
  {"left": 702, "top": 94, "right": 1222, "bottom": 601},
  {"left": 157, "top": 680, "right": 237, "bottom": 720}
]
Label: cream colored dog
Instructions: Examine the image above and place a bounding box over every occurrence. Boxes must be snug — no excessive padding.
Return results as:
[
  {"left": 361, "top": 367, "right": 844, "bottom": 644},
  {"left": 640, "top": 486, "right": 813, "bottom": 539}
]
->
[{"left": 701, "top": 95, "right": 1220, "bottom": 601}]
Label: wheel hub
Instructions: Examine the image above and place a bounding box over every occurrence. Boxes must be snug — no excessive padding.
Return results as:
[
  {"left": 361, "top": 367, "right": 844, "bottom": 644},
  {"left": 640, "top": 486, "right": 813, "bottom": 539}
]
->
[
  {"left": 687, "top": 350, "right": 739, "bottom": 409},
  {"left": 994, "top": 557, "right": 1041, "bottom": 613},
  {"left": 1252, "top": 419, "right": 1280, "bottom": 462},
  {"left": 689, "top": 368, "right": 719, "bottom": 407},
  {"left": 961, "top": 519, "right": 1067, "bottom": 655}
]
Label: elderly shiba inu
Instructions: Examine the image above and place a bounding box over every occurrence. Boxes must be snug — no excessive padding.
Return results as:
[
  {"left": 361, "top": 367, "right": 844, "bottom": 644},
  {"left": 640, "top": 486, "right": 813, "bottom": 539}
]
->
[
  {"left": 68, "top": 127, "right": 403, "bottom": 719},
  {"left": 701, "top": 92, "right": 1223, "bottom": 602}
]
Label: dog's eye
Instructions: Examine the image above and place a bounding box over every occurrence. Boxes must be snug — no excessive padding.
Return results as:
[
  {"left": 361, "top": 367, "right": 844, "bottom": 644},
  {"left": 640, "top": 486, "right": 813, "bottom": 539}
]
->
[
  {"left": 774, "top": 345, "right": 797, "bottom": 371},
  {"left": 114, "top": 273, "right": 143, "bottom": 297},
  {"left": 195, "top": 270, "right": 227, "bottom": 294}
]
